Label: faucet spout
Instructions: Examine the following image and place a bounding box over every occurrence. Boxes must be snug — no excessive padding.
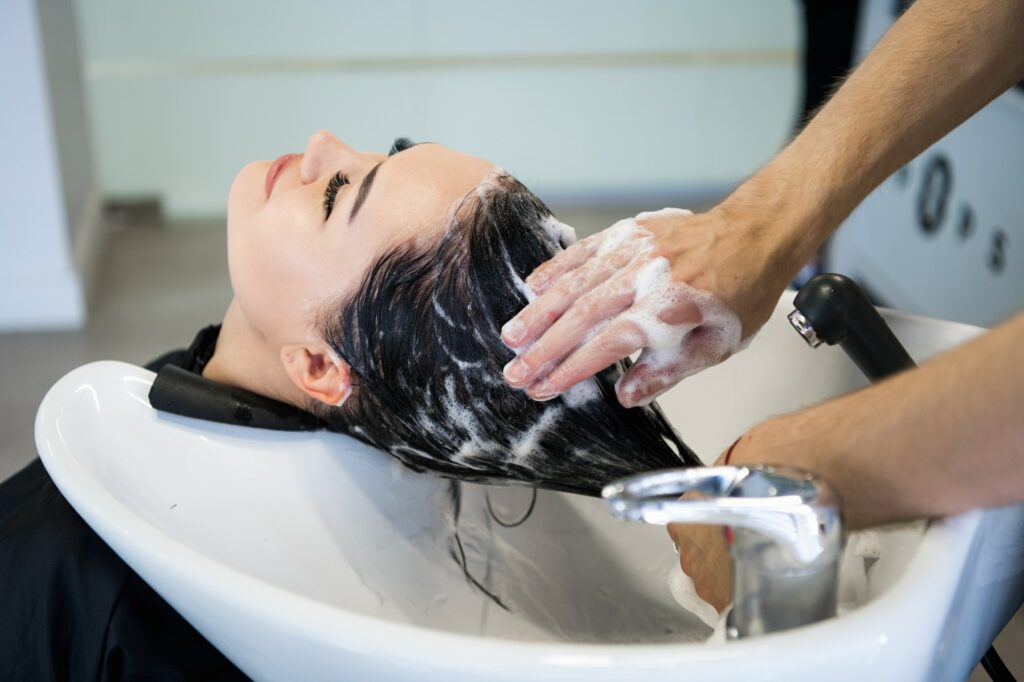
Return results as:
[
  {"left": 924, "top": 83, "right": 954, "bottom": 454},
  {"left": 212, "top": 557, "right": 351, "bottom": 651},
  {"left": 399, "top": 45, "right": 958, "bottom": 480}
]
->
[{"left": 603, "top": 465, "right": 845, "bottom": 638}]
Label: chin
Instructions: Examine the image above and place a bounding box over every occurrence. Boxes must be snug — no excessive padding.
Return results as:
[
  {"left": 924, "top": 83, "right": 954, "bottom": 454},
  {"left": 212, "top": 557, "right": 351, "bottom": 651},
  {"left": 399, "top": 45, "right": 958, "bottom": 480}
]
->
[
  {"left": 227, "top": 161, "right": 268, "bottom": 219},
  {"left": 224, "top": 165, "right": 259, "bottom": 280}
]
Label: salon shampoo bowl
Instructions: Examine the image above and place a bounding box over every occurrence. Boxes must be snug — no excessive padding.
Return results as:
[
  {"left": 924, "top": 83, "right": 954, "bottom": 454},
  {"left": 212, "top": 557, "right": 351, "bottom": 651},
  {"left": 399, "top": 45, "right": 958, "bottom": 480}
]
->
[{"left": 35, "top": 291, "right": 1024, "bottom": 681}]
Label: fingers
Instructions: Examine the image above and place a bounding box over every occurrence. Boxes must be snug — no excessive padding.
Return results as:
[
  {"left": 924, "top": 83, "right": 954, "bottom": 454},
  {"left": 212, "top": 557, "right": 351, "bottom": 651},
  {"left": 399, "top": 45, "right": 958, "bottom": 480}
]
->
[
  {"left": 504, "top": 276, "right": 638, "bottom": 388},
  {"left": 524, "top": 318, "right": 648, "bottom": 401},
  {"left": 615, "top": 353, "right": 680, "bottom": 408},
  {"left": 524, "top": 231, "right": 604, "bottom": 295},
  {"left": 501, "top": 243, "right": 643, "bottom": 352},
  {"left": 526, "top": 210, "right": 689, "bottom": 295},
  {"left": 635, "top": 206, "right": 693, "bottom": 229},
  {"left": 616, "top": 325, "right": 728, "bottom": 407}
]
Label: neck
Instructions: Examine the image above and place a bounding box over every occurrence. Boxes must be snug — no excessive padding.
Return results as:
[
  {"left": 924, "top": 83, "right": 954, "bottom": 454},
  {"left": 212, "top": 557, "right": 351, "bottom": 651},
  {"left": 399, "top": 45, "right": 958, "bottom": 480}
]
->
[{"left": 203, "top": 299, "right": 309, "bottom": 408}]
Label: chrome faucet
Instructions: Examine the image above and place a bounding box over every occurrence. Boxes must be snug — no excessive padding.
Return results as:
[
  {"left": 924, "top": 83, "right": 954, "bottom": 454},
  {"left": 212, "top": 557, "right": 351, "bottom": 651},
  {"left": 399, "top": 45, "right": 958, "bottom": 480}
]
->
[{"left": 603, "top": 465, "right": 844, "bottom": 639}]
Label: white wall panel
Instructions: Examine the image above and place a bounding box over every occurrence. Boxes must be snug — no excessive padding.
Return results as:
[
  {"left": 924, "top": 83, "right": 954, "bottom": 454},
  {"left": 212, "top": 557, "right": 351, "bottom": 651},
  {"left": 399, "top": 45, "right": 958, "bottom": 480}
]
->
[
  {"left": 76, "top": 0, "right": 800, "bottom": 219},
  {"left": 0, "top": 0, "right": 87, "bottom": 331},
  {"left": 77, "top": 1, "right": 798, "bottom": 59},
  {"left": 828, "top": 0, "right": 1024, "bottom": 326}
]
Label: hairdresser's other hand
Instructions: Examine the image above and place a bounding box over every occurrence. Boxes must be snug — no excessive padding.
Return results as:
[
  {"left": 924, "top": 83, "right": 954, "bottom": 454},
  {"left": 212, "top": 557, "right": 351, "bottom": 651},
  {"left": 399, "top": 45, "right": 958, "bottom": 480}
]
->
[
  {"left": 501, "top": 206, "right": 794, "bottom": 407},
  {"left": 668, "top": 521, "right": 732, "bottom": 613},
  {"left": 665, "top": 439, "right": 754, "bottom": 612}
]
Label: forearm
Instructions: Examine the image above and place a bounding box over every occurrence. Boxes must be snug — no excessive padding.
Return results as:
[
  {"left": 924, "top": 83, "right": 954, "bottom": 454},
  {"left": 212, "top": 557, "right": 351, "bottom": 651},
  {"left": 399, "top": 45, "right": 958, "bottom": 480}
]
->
[
  {"left": 720, "top": 0, "right": 1024, "bottom": 276},
  {"left": 731, "top": 312, "right": 1024, "bottom": 530}
]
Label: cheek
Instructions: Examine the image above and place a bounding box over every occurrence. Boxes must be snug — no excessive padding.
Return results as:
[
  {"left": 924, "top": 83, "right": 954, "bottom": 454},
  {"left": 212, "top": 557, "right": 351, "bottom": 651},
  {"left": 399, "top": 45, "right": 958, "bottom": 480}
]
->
[
  {"left": 226, "top": 175, "right": 319, "bottom": 336},
  {"left": 230, "top": 229, "right": 318, "bottom": 336},
  {"left": 226, "top": 162, "right": 268, "bottom": 288}
]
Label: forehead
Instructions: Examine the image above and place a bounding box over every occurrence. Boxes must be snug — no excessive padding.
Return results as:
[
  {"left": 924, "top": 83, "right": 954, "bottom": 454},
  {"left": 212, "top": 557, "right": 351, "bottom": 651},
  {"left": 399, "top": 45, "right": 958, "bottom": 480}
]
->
[{"left": 358, "top": 144, "right": 495, "bottom": 246}]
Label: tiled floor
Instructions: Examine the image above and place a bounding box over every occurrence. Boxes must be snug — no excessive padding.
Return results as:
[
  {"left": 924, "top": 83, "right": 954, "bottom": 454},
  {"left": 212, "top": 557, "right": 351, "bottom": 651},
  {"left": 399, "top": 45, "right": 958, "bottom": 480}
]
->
[{"left": 0, "top": 212, "right": 1020, "bottom": 679}]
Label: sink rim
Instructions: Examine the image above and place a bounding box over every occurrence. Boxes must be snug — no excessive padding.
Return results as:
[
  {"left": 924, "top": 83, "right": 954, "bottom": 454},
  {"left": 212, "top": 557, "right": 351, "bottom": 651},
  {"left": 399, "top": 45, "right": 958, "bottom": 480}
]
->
[{"left": 35, "top": 359, "right": 979, "bottom": 668}]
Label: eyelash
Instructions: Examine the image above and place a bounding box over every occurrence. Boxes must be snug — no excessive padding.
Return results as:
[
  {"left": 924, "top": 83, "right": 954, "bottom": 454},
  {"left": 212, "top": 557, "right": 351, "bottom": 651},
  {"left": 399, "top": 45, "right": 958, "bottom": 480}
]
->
[
  {"left": 322, "top": 138, "right": 413, "bottom": 220},
  {"left": 389, "top": 137, "right": 415, "bottom": 156},
  {"left": 323, "top": 171, "right": 349, "bottom": 220}
]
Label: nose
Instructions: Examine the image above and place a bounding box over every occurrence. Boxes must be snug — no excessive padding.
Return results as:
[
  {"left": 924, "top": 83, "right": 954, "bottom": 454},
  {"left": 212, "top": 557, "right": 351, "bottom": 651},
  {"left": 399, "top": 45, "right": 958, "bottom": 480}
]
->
[{"left": 299, "top": 130, "right": 357, "bottom": 184}]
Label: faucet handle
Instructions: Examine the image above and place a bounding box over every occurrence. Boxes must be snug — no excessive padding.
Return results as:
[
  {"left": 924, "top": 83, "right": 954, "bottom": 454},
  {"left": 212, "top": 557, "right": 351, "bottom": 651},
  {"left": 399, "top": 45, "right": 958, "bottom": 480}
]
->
[{"left": 602, "top": 465, "right": 843, "bottom": 565}]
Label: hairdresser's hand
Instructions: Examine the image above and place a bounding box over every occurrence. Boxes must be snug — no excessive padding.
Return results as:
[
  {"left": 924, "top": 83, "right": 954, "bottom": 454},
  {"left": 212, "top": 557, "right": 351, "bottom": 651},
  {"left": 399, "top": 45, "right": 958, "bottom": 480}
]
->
[
  {"left": 669, "top": 521, "right": 732, "bottom": 614},
  {"left": 501, "top": 206, "right": 794, "bottom": 407},
  {"left": 665, "top": 438, "right": 755, "bottom": 612}
]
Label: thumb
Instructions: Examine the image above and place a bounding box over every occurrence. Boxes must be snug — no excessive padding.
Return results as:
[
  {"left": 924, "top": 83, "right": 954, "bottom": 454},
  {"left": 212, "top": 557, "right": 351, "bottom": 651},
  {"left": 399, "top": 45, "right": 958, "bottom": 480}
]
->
[
  {"left": 614, "top": 348, "right": 683, "bottom": 408},
  {"left": 615, "top": 326, "right": 732, "bottom": 407}
]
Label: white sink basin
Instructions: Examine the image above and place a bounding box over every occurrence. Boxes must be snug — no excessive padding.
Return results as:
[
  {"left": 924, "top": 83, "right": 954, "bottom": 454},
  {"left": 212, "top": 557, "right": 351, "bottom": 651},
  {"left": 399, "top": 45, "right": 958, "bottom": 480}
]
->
[{"left": 35, "top": 291, "right": 1024, "bottom": 681}]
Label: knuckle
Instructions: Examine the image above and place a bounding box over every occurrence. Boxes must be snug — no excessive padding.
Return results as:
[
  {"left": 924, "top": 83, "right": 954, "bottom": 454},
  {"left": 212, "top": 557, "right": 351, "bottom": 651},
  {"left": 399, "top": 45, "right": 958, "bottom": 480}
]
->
[
  {"left": 608, "top": 319, "right": 645, "bottom": 347},
  {"left": 554, "top": 274, "right": 588, "bottom": 300},
  {"left": 580, "top": 232, "right": 603, "bottom": 249},
  {"left": 571, "top": 295, "right": 603, "bottom": 321},
  {"left": 524, "top": 336, "right": 550, "bottom": 366},
  {"left": 545, "top": 365, "right": 575, "bottom": 391}
]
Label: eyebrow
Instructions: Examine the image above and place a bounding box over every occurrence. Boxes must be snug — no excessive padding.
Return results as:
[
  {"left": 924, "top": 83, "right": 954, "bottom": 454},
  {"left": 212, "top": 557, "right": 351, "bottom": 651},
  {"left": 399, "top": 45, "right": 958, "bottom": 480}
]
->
[
  {"left": 347, "top": 140, "right": 427, "bottom": 223},
  {"left": 348, "top": 161, "right": 382, "bottom": 223}
]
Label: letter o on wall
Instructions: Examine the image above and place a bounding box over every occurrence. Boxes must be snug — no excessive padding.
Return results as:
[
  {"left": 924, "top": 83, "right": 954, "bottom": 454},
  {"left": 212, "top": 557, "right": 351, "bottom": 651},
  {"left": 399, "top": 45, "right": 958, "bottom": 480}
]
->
[{"left": 917, "top": 154, "right": 952, "bottom": 236}]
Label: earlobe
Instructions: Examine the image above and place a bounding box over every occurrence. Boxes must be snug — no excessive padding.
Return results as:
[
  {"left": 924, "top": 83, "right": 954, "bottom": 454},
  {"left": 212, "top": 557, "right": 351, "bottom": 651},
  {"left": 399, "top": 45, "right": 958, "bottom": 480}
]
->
[{"left": 280, "top": 344, "right": 353, "bottom": 407}]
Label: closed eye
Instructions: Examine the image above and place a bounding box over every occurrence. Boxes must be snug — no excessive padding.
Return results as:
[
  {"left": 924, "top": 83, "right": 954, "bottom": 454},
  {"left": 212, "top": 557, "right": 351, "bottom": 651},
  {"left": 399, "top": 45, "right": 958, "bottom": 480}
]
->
[{"left": 323, "top": 171, "right": 349, "bottom": 220}]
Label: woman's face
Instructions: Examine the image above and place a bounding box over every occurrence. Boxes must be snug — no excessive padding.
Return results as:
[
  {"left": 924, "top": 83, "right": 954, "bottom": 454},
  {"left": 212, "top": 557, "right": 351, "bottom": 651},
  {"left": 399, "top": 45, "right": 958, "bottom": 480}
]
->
[{"left": 227, "top": 131, "right": 494, "bottom": 345}]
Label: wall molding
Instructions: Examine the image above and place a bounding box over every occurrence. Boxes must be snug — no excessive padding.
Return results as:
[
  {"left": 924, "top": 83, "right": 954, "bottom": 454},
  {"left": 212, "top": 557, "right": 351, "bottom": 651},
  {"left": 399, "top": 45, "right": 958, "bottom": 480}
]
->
[{"left": 86, "top": 48, "right": 797, "bottom": 79}]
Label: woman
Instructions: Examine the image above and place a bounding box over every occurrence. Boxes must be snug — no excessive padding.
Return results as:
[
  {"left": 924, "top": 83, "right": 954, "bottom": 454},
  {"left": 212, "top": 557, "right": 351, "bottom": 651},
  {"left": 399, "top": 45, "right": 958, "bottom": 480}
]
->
[
  {"left": 201, "top": 130, "right": 696, "bottom": 493},
  {"left": 1, "top": 131, "right": 698, "bottom": 680}
]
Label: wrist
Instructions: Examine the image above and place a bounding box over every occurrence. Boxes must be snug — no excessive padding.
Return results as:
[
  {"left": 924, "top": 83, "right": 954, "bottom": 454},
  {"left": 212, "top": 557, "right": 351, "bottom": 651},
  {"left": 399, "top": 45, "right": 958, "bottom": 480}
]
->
[
  {"left": 714, "top": 184, "right": 809, "bottom": 289},
  {"left": 718, "top": 415, "right": 808, "bottom": 469}
]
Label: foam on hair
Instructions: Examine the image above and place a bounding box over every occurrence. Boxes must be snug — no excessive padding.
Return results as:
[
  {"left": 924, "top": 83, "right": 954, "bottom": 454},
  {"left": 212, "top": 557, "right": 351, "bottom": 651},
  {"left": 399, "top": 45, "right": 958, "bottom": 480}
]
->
[{"left": 317, "top": 174, "right": 700, "bottom": 495}]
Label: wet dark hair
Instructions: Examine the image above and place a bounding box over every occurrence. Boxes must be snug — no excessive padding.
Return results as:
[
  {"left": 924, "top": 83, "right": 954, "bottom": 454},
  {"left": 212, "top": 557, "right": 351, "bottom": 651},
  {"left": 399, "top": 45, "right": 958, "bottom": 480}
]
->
[{"left": 317, "top": 171, "right": 700, "bottom": 496}]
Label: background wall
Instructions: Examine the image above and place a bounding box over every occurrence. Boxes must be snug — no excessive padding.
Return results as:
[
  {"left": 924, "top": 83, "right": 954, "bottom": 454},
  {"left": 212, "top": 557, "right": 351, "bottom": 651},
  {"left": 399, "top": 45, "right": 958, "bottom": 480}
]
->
[
  {"left": 74, "top": 0, "right": 801, "bottom": 220},
  {"left": 0, "top": 0, "right": 98, "bottom": 331},
  {"left": 828, "top": 0, "right": 1024, "bottom": 327},
  {"left": 37, "top": 0, "right": 98, "bottom": 256}
]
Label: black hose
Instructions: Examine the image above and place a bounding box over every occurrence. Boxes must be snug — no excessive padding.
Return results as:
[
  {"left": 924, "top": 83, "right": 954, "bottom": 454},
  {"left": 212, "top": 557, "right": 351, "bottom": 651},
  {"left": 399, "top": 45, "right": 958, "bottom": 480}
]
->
[{"left": 981, "top": 645, "right": 1016, "bottom": 682}]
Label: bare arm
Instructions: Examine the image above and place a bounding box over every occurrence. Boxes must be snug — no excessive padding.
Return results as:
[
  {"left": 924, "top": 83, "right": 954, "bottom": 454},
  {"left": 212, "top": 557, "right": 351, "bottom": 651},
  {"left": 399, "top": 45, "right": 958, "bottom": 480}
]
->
[
  {"left": 504, "top": 0, "right": 1024, "bottom": 406},
  {"left": 674, "top": 310, "right": 1024, "bottom": 610},
  {"left": 658, "top": 0, "right": 1024, "bottom": 610},
  {"left": 733, "top": 0, "right": 1024, "bottom": 275},
  {"left": 731, "top": 311, "right": 1024, "bottom": 530}
]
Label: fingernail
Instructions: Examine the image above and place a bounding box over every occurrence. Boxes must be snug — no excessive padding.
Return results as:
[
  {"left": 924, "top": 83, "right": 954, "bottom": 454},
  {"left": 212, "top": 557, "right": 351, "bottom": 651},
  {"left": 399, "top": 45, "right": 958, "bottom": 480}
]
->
[
  {"left": 525, "top": 273, "right": 545, "bottom": 290},
  {"left": 615, "top": 378, "right": 639, "bottom": 408},
  {"left": 529, "top": 379, "right": 562, "bottom": 401},
  {"left": 503, "top": 358, "right": 529, "bottom": 385},
  {"left": 502, "top": 319, "right": 527, "bottom": 346}
]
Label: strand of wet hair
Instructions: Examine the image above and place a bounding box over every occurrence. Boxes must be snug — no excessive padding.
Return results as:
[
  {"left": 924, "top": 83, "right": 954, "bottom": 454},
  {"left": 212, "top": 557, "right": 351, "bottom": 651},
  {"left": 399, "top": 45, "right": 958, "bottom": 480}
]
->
[
  {"left": 447, "top": 482, "right": 511, "bottom": 612},
  {"left": 484, "top": 488, "right": 538, "bottom": 528}
]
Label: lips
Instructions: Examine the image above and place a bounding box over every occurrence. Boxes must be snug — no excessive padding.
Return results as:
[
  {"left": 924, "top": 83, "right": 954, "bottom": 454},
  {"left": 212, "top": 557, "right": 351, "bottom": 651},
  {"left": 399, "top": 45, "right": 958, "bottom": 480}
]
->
[{"left": 265, "top": 153, "right": 300, "bottom": 199}]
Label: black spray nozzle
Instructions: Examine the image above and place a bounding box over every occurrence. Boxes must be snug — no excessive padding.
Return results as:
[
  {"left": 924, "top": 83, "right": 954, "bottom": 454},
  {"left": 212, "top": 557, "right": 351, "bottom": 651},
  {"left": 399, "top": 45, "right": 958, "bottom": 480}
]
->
[{"left": 791, "top": 273, "right": 916, "bottom": 381}]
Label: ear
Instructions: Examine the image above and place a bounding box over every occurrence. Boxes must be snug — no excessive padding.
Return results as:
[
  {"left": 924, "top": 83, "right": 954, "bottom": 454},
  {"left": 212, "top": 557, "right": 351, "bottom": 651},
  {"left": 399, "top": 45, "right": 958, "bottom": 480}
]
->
[{"left": 280, "top": 343, "right": 353, "bottom": 407}]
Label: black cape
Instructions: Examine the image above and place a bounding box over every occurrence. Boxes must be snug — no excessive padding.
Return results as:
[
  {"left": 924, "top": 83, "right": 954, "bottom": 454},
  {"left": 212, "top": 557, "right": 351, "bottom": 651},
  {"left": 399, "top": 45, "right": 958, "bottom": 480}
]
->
[{"left": 0, "top": 326, "right": 250, "bottom": 681}]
